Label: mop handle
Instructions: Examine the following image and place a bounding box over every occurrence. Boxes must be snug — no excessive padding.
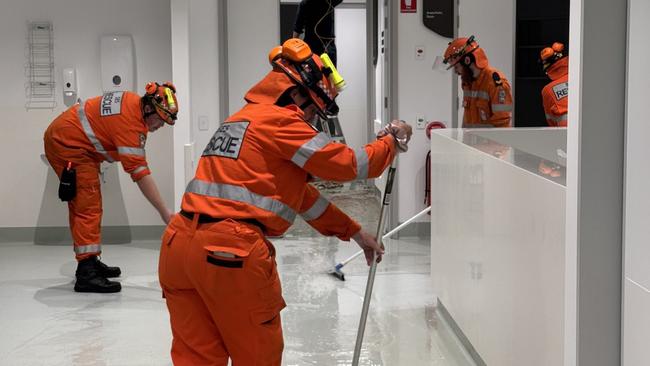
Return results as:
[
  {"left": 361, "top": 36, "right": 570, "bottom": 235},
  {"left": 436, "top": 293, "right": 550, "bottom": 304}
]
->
[
  {"left": 352, "top": 159, "right": 397, "bottom": 365},
  {"left": 339, "top": 206, "right": 431, "bottom": 268},
  {"left": 340, "top": 248, "right": 365, "bottom": 266},
  {"left": 381, "top": 205, "right": 431, "bottom": 240}
]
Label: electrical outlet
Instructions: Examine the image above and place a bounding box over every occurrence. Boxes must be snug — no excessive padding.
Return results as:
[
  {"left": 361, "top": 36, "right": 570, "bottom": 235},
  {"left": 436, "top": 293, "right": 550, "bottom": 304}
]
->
[
  {"left": 198, "top": 115, "right": 209, "bottom": 131},
  {"left": 416, "top": 116, "right": 426, "bottom": 129},
  {"left": 415, "top": 45, "right": 425, "bottom": 60}
]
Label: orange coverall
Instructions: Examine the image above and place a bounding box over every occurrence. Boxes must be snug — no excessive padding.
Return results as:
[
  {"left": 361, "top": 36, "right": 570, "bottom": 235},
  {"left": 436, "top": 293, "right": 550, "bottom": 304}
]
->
[
  {"left": 541, "top": 57, "right": 569, "bottom": 127},
  {"left": 462, "top": 66, "right": 513, "bottom": 128},
  {"left": 43, "top": 91, "right": 151, "bottom": 260},
  {"left": 159, "top": 90, "right": 396, "bottom": 365}
]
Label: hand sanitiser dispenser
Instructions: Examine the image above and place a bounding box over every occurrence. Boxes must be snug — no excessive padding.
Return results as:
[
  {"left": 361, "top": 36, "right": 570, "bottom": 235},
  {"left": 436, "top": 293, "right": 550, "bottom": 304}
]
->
[{"left": 62, "top": 68, "right": 77, "bottom": 107}]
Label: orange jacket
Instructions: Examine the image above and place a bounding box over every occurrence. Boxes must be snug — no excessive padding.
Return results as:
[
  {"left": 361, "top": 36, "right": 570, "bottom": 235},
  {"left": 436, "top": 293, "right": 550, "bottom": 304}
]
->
[
  {"left": 44, "top": 91, "right": 151, "bottom": 181},
  {"left": 541, "top": 57, "right": 569, "bottom": 127},
  {"left": 181, "top": 103, "right": 396, "bottom": 239},
  {"left": 462, "top": 66, "right": 513, "bottom": 128}
]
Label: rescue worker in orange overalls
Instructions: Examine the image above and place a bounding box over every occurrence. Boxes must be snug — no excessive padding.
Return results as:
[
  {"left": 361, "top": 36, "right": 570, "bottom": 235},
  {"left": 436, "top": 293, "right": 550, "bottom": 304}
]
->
[
  {"left": 43, "top": 82, "right": 178, "bottom": 293},
  {"left": 540, "top": 42, "right": 569, "bottom": 127},
  {"left": 443, "top": 35, "right": 513, "bottom": 127},
  {"left": 158, "top": 38, "right": 412, "bottom": 366}
]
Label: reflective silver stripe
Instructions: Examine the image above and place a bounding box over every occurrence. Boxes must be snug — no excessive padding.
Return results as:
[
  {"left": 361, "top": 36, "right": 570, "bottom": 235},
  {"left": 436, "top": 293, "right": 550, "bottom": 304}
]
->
[
  {"left": 463, "top": 90, "right": 490, "bottom": 100},
  {"left": 546, "top": 113, "right": 568, "bottom": 123},
  {"left": 132, "top": 166, "right": 148, "bottom": 175},
  {"left": 291, "top": 133, "right": 331, "bottom": 168},
  {"left": 78, "top": 101, "right": 114, "bottom": 162},
  {"left": 185, "top": 179, "right": 296, "bottom": 223},
  {"left": 355, "top": 147, "right": 369, "bottom": 180},
  {"left": 117, "top": 146, "right": 146, "bottom": 157},
  {"left": 74, "top": 244, "right": 102, "bottom": 254},
  {"left": 301, "top": 194, "right": 330, "bottom": 221},
  {"left": 492, "top": 104, "right": 513, "bottom": 112}
]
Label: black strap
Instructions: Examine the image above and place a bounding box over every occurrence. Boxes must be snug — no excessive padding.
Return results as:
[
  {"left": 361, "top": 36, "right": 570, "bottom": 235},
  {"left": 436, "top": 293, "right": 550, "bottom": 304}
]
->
[
  {"left": 180, "top": 210, "right": 223, "bottom": 223},
  {"left": 207, "top": 255, "right": 243, "bottom": 268},
  {"left": 179, "top": 210, "right": 264, "bottom": 230},
  {"left": 425, "top": 151, "right": 431, "bottom": 206}
]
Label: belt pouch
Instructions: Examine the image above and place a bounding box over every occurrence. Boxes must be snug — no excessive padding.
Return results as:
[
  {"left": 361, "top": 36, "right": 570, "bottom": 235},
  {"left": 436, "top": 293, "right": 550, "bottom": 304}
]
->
[{"left": 58, "top": 162, "right": 77, "bottom": 201}]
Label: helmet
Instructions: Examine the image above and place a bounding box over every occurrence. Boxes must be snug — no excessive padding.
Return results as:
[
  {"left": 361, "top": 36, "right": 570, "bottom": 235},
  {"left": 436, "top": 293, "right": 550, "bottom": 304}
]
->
[
  {"left": 143, "top": 81, "right": 178, "bottom": 125},
  {"left": 540, "top": 42, "right": 565, "bottom": 71},
  {"left": 245, "top": 38, "right": 339, "bottom": 117},
  {"left": 443, "top": 35, "right": 489, "bottom": 69}
]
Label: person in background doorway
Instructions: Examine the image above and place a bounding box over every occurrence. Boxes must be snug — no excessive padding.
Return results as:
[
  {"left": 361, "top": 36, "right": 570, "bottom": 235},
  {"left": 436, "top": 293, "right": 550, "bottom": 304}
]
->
[
  {"left": 443, "top": 35, "right": 513, "bottom": 128},
  {"left": 540, "top": 42, "right": 569, "bottom": 127},
  {"left": 158, "top": 38, "right": 412, "bottom": 366},
  {"left": 293, "top": 0, "right": 343, "bottom": 66},
  {"left": 43, "top": 82, "right": 178, "bottom": 293}
]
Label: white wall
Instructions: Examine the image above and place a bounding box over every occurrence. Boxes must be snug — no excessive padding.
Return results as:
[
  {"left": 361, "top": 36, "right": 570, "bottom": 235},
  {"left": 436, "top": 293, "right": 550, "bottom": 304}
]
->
[
  {"left": 458, "top": 0, "right": 515, "bottom": 122},
  {"left": 0, "top": 0, "right": 173, "bottom": 228},
  {"left": 458, "top": 0, "right": 515, "bottom": 83},
  {"left": 227, "top": 0, "right": 279, "bottom": 114},
  {"left": 334, "top": 6, "right": 367, "bottom": 149},
  {"left": 188, "top": 0, "right": 222, "bottom": 168},
  {"left": 395, "top": 0, "right": 454, "bottom": 222},
  {"left": 623, "top": 0, "right": 650, "bottom": 364}
]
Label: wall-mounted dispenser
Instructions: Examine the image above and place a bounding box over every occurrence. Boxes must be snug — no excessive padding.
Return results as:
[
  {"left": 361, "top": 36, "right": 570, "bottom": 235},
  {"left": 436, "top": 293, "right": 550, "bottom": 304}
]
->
[
  {"left": 100, "top": 35, "right": 135, "bottom": 92},
  {"left": 62, "top": 68, "right": 77, "bottom": 107}
]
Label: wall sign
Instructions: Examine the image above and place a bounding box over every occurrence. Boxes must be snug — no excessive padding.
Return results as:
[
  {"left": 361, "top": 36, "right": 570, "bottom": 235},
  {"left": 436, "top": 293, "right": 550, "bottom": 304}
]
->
[
  {"left": 423, "top": 0, "right": 454, "bottom": 38},
  {"left": 401, "top": 0, "right": 416, "bottom": 13}
]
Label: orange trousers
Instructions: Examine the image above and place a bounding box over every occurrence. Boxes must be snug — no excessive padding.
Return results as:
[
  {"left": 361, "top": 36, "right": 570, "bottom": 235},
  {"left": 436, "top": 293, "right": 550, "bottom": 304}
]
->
[
  {"left": 44, "top": 125, "right": 103, "bottom": 261},
  {"left": 159, "top": 214, "right": 286, "bottom": 366}
]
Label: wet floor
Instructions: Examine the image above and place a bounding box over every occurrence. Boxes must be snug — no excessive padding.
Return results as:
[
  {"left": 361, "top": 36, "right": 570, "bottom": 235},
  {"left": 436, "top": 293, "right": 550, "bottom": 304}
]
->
[{"left": 0, "top": 184, "right": 475, "bottom": 366}]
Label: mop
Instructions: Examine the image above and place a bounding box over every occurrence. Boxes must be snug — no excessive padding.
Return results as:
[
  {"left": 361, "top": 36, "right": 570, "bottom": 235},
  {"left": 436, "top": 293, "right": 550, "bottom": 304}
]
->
[{"left": 328, "top": 205, "right": 431, "bottom": 281}]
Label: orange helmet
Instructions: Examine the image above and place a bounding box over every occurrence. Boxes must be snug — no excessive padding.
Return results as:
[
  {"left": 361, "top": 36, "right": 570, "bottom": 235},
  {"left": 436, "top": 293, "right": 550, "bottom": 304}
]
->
[
  {"left": 245, "top": 38, "right": 339, "bottom": 117},
  {"left": 143, "top": 81, "right": 178, "bottom": 125},
  {"left": 540, "top": 42, "right": 565, "bottom": 71},
  {"left": 443, "top": 35, "right": 489, "bottom": 69}
]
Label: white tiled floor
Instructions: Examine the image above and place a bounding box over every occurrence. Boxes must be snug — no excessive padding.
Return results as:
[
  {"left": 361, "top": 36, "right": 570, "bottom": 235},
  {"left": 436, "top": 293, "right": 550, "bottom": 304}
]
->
[
  {"left": 0, "top": 236, "right": 475, "bottom": 366},
  {"left": 0, "top": 185, "right": 476, "bottom": 365}
]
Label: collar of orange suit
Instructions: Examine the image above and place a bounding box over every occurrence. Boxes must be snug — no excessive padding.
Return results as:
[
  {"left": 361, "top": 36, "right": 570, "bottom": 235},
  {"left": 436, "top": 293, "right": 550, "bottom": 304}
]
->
[
  {"left": 546, "top": 57, "right": 569, "bottom": 81},
  {"left": 244, "top": 69, "right": 295, "bottom": 105}
]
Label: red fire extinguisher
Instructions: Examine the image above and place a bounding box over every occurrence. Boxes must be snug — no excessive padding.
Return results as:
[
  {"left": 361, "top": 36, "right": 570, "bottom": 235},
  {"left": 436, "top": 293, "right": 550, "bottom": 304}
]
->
[{"left": 424, "top": 121, "right": 446, "bottom": 210}]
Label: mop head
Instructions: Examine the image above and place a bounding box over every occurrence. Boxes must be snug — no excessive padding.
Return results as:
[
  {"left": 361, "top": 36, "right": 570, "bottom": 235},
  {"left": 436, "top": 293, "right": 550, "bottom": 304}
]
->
[{"left": 328, "top": 263, "right": 345, "bottom": 281}]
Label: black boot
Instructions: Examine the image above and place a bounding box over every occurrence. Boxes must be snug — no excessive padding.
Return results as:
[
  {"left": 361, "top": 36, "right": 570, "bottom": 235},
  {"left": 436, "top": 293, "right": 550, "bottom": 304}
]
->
[
  {"left": 94, "top": 257, "right": 121, "bottom": 278},
  {"left": 74, "top": 257, "right": 121, "bottom": 293}
]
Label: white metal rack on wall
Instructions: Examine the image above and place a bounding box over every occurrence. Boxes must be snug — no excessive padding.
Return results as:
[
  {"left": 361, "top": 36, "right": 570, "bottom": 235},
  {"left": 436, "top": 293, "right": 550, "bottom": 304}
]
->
[{"left": 25, "top": 21, "right": 56, "bottom": 110}]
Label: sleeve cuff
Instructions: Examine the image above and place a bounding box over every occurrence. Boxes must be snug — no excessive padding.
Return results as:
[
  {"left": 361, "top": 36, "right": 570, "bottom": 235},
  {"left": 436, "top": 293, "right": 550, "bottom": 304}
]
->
[
  {"left": 339, "top": 220, "right": 362, "bottom": 242},
  {"left": 131, "top": 167, "right": 151, "bottom": 181}
]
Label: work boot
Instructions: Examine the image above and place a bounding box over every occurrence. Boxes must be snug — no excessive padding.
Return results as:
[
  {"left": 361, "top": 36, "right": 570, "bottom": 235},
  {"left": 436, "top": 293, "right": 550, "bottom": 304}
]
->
[
  {"left": 94, "top": 257, "right": 121, "bottom": 278},
  {"left": 74, "top": 257, "right": 121, "bottom": 293}
]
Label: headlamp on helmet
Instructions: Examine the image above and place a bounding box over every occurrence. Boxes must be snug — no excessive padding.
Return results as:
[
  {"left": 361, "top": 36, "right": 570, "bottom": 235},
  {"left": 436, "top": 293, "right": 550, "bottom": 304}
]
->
[
  {"left": 268, "top": 38, "right": 342, "bottom": 118},
  {"left": 143, "top": 81, "right": 178, "bottom": 125}
]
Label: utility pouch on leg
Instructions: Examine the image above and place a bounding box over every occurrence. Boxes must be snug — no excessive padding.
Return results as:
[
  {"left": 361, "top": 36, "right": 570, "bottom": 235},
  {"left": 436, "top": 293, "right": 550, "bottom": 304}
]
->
[{"left": 58, "top": 162, "right": 76, "bottom": 201}]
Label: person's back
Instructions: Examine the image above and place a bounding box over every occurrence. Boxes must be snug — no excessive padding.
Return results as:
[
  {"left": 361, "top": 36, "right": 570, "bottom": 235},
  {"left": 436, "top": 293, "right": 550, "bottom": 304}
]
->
[
  {"left": 159, "top": 38, "right": 412, "bottom": 366},
  {"left": 43, "top": 83, "right": 177, "bottom": 293},
  {"left": 45, "top": 91, "right": 151, "bottom": 179},
  {"left": 183, "top": 74, "right": 396, "bottom": 238},
  {"left": 540, "top": 43, "right": 569, "bottom": 127}
]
